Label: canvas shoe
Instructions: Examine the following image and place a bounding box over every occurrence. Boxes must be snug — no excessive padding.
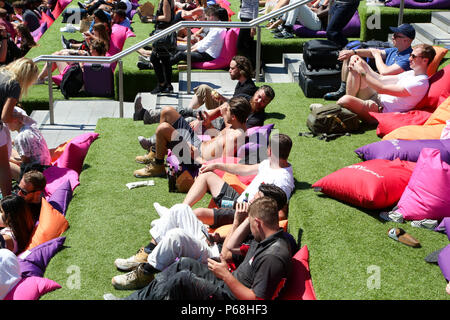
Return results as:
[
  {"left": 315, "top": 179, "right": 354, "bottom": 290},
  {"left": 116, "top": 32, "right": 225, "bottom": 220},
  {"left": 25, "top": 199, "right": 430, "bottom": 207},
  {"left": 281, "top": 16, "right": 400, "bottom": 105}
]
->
[
  {"left": 410, "top": 219, "right": 438, "bottom": 230},
  {"left": 379, "top": 210, "right": 404, "bottom": 223},
  {"left": 138, "top": 135, "right": 156, "bottom": 151},
  {"left": 134, "top": 163, "right": 166, "bottom": 178},
  {"left": 114, "top": 247, "right": 149, "bottom": 272},
  {"left": 103, "top": 293, "right": 122, "bottom": 300},
  {"left": 111, "top": 263, "right": 154, "bottom": 290},
  {"left": 135, "top": 150, "right": 157, "bottom": 164}
]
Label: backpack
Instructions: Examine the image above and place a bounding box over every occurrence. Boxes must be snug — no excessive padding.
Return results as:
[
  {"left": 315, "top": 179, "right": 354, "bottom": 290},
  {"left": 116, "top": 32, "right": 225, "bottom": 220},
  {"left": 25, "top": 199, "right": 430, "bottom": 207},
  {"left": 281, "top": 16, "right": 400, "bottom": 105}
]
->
[
  {"left": 60, "top": 63, "right": 84, "bottom": 99},
  {"left": 306, "top": 104, "right": 360, "bottom": 136}
]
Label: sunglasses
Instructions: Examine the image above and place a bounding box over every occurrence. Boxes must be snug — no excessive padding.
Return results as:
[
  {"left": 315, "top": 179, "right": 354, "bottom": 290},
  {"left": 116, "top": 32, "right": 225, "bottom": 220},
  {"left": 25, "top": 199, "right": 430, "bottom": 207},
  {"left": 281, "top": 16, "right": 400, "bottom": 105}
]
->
[
  {"left": 393, "top": 34, "right": 407, "bottom": 39},
  {"left": 410, "top": 53, "right": 424, "bottom": 59},
  {"left": 14, "top": 185, "right": 37, "bottom": 196}
]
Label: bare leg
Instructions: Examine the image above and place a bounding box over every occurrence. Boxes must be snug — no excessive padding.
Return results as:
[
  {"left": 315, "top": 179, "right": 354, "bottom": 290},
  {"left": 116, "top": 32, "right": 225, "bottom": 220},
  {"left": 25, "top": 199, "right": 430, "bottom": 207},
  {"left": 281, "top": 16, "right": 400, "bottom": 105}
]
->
[
  {"left": 193, "top": 208, "right": 214, "bottom": 226},
  {"left": 337, "top": 95, "right": 379, "bottom": 124},
  {"left": 159, "top": 106, "right": 182, "bottom": 125},
  {"left": 154, "top": 122, "right": 175, "bottom": 160},
  {"left": 183, "top": 171, "right": 225, "bottom": 207},
  {"left": 188, "top": 94, "right": 202, "bottom": 110}
]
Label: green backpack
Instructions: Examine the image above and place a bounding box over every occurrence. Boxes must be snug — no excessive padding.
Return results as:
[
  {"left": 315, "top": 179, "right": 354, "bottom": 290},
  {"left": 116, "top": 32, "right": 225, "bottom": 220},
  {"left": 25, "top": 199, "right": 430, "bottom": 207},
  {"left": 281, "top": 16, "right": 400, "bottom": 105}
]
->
[{"left": 306, "top": 104, "right": 360, "bottom": 136}]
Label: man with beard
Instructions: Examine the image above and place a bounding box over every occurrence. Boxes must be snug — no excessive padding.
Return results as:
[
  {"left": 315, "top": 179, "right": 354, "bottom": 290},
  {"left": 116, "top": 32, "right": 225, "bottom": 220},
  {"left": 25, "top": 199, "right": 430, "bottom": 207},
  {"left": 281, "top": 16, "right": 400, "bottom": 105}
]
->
[
  {"left": 137, "top": 85, "right": 275, "bottom": 153},
  {"left": 133, "top": 55, "right": 258, "bottom": 127}
]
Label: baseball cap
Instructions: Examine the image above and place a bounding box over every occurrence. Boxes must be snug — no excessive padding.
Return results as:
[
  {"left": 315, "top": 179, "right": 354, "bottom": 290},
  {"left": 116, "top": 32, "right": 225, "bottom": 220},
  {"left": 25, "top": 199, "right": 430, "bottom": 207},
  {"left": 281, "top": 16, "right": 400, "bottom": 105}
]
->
[{"left": 389, "top": 23, "right": 415, "bottom": 40}]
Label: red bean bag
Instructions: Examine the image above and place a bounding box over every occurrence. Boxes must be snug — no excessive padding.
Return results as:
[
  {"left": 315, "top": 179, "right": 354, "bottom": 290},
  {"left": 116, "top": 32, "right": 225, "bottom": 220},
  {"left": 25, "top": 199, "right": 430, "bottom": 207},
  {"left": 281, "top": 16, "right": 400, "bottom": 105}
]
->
[
  {"left": 279, "top": 245, "right": 317, "bottom": 300},
  {"left": 312, "top": 158, "right": 416, "bottom": 210}
]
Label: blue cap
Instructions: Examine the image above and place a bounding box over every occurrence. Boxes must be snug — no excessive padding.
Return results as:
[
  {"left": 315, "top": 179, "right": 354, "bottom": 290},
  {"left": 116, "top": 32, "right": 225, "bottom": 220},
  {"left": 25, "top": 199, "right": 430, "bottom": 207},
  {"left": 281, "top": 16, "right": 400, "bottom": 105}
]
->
[{"left": 389, "top": 23, "right": 415, "bottom": 40}]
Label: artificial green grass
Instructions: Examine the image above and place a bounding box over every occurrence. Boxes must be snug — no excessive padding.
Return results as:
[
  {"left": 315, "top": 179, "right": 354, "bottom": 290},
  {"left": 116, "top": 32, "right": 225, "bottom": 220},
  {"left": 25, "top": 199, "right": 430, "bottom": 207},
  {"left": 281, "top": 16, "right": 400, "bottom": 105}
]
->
[{"left": 41, "top": 82, "right": 450, "bottom": 300}]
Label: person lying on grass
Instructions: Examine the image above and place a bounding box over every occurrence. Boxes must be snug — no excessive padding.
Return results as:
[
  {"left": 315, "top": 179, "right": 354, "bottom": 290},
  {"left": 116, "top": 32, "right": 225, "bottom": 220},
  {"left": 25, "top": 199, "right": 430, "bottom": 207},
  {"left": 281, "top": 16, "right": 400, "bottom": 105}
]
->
[
  {"left": 133, "top": 96, "right": 251, "bottom": 178},
  {"left": 104, "top": 196, "right": 293, "bottom": 300},
  {"left": 110, "top": 183, "right": 294, "bottom": 291},
  {"left": 336, "top": 44, "right": 436, "bottom": 124},
  {"left": 182, "top": 133, "right": 294, "bottom": 228}
]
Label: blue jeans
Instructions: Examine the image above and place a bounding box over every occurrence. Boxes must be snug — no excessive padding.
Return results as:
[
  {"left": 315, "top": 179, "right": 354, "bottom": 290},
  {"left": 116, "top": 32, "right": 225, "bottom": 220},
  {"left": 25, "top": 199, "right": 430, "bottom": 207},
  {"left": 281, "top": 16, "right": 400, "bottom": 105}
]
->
[{"left": 326, "top": 0, "right": 360, "bottom": 48}]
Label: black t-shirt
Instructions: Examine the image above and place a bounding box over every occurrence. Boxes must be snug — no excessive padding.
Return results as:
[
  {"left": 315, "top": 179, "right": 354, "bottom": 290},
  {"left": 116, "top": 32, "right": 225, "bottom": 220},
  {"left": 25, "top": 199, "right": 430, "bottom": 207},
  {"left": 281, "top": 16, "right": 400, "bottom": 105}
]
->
[
  {"left": 246, "top": 109, "right": 265, "bottom": 128},
  {"left": 233, "top": 78, "right": 257, "bottom": 98},
  {"left": 231, "top": 229, "right": 292, "bottom": 300}
]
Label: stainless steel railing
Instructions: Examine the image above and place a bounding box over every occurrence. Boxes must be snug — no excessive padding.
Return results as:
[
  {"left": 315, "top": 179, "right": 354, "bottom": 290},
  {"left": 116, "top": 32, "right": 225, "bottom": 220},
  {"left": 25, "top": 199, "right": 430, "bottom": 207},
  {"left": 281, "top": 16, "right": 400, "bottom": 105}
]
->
[{"left": 32, "top": 0, "right": 314, "bottom": 124}]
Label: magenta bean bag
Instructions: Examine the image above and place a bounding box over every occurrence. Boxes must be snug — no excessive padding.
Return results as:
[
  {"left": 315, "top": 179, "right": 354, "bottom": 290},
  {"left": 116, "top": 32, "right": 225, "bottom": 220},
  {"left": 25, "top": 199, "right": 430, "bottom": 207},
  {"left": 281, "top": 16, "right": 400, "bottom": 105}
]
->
[
  {"left": 192, "top": 28, "right": 239, "bottom": 70},
  {"left": 397, "top": 148, "right": 450, "bottom": 221}
]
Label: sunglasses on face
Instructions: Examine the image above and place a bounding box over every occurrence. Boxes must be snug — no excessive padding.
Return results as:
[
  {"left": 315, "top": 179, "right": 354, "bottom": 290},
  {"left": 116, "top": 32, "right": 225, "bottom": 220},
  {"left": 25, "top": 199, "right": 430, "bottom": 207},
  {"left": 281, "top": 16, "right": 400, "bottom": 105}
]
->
[
  {"left": 410, "top": 53, "right": 423, "bottom": 59},
  {"left": 393, "top": 34, "right": 407, "bottom": 39},
  {"left": 14, "top": 185, "right": 36, "bottom": 196}
]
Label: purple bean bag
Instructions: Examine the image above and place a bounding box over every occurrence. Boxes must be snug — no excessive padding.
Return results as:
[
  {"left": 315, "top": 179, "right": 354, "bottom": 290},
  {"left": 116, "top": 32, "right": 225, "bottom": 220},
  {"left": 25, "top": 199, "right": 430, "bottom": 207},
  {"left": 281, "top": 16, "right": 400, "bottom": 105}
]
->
[
  {"left": 385, "top": 0, "right": 450, "bottom": 9},
  {"left": 237, "top": 124, "right": 274, "bottom": 159},
  {"left": 47, "top": 179, "right": 73, "bottom": 216},
  {"left": 435, "top": 217, "right": 450, "bottom": 239},
  {"left": 438, "top": 244, "right": 450, "bottom": 281},
  {"left": 17, "top": 237, "right": 66, "bottom": 278},
  {"left": 292, "top": 10, "right": 360, "bottom": 38},
  {"left": 354, "top": 139, "right": 450, "bottom": 163},
  {"left": 31, "top": 21, "right": 47, "bottom": 43}
]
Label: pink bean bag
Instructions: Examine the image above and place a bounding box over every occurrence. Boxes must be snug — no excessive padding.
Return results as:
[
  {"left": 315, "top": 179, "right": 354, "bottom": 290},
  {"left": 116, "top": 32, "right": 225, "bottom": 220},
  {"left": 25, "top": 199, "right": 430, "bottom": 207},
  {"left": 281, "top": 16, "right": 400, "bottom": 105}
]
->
[
  {"left": 3, "top": 277, "right": 61, "bottom": 300},
  {"left": 397, "top": 148, "right": 450, "bottom": 221},
  {"left": 192, "top": 28, "right": 239, "bottom": 70}
]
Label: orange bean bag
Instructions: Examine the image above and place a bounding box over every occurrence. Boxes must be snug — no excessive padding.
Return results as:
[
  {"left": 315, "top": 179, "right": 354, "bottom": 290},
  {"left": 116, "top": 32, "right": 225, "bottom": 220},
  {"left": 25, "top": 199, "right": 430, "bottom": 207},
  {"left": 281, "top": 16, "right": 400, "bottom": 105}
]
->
[{"left": 383, "top": 96, "right": 450, "bottom": 140}]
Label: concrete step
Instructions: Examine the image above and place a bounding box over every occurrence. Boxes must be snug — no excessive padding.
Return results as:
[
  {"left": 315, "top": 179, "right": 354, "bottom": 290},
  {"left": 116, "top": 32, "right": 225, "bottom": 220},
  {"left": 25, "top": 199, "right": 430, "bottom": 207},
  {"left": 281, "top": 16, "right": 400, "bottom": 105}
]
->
[
  {"left": 432, "top": 11, "right": 450, "bottom": 34},
  {"left": 412, "top": 22, "right": 450, "bottom": 46},
  {"left": 283, "top": 53, "right": 302, "bottom": 83},
  {"left": 263, "top": 63, "right": 292, "bottom": 83}
]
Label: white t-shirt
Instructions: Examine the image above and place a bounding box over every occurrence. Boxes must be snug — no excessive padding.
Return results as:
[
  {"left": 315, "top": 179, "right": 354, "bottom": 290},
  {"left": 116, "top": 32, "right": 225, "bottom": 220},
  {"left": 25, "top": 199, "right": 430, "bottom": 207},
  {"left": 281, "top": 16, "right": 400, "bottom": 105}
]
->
[
  {"left": 195, "top": 28, "right": 226, "bottom": 59},
  {"left": 380, "top": 70, "right": 429, "bottom": 113},
  {"left": 237, "top": 159, "right": 295, "bottom": 203}
]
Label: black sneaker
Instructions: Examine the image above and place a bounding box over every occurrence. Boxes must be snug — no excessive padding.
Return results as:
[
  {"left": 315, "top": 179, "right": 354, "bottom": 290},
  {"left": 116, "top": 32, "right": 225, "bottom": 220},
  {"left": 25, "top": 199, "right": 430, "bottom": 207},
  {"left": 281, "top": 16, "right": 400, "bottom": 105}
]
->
[
  {"left": 274, "top": 29, "right": 294, "bottom": 39},
  {"left": 323, "top": 88, "right": 346, "bottom": 100},
  {"left": 161, "top": 84, "right": 174, "bottom": 94},
  {"left": 61, "top": 35, "right": 71, "bottom": 49},
  {"left": 137, "top": 61, "right": 153, "bottom": 70},
  {"left": 150, "top": 85, "right": 165, "bottom": 95}
]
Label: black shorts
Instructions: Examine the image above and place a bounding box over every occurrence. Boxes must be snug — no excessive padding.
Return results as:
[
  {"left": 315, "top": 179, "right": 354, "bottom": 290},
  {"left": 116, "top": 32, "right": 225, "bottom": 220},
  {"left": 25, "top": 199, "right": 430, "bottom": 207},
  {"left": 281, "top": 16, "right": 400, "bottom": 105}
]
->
[{"left": 212, "top": 182, "right": 241, "bottom": 228}]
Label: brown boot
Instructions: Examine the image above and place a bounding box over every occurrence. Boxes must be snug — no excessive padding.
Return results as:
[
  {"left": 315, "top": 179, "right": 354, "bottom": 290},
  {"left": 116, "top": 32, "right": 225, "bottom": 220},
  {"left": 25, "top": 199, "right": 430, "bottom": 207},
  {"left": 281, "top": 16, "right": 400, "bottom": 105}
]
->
[{"left": 135, "top": 150, "right": 157, "bottom": 164}]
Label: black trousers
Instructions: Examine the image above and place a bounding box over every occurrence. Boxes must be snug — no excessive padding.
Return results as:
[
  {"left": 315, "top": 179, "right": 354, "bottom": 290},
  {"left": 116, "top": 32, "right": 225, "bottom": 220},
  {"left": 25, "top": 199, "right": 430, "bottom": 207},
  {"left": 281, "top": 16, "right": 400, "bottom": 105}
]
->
[
  {"left": 150, "top": 50, "right": 173, "bottom": 85},
  {"left": 237, "top": 17, "right": 256, "bottom": 69},
  {"left": 125, "top": 257, "right": 236, "bottom": 300}
]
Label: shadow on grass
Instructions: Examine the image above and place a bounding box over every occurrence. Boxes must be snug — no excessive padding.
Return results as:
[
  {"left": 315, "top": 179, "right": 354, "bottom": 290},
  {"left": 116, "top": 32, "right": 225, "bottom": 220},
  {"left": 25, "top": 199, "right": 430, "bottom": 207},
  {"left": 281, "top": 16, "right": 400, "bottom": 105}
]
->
[
  {"left": 315, "top": 193, "right": 397, "bottom": 223},
  {"left": 265, "top": 112, "right": 285, "bottom": 120},
  {"left": 293, "top": 179, "right": 311, "bottom": 196}
]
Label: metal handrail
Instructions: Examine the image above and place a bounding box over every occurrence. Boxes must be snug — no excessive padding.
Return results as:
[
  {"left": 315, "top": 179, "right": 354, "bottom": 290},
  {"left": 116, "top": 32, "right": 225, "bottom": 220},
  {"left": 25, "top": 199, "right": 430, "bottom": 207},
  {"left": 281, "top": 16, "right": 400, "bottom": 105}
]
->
[{"left": 33, "top": 0, "right": 313, "bottom": 124}]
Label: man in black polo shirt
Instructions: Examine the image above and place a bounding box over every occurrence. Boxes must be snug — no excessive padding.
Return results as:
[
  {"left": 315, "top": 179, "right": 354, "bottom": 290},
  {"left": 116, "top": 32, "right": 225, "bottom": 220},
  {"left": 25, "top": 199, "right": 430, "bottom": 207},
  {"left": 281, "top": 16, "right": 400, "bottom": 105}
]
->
[
  {"left": 15, "top": 170, "right": 46, "bottom": 223},
  {"left": 105, "top": 197, "right": 292, "bottom": 300}
]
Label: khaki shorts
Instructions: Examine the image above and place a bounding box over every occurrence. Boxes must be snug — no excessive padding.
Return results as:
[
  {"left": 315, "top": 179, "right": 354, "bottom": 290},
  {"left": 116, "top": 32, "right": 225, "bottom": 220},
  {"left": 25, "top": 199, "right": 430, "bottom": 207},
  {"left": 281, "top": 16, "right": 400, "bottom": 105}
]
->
[
  {"left": 193, "top": 84, "right": 221, "bottom": 110},
  {"left": 363, "top": 92, "right": 384, "bottom": 113}
]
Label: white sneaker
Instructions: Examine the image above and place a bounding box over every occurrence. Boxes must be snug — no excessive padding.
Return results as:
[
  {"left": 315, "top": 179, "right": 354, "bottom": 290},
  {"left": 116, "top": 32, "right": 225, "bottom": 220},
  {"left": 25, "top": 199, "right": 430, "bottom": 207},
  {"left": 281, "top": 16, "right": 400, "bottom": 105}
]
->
[
  {"left": 114, "top": 247, "right": 149, "bottom": 272},
  {"left": 380, "top": 211, "right": 404, "bottom": 223},
  {"left": 410, "top": 219, "right": 438, "bottom": 230}
]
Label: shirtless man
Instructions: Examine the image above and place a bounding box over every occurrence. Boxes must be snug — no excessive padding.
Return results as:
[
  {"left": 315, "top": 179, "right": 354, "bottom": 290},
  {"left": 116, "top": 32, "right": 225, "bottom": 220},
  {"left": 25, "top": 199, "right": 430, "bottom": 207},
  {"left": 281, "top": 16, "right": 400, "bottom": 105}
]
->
[{"left": 133, "top": 96, "right": 251, "bottom": 178}]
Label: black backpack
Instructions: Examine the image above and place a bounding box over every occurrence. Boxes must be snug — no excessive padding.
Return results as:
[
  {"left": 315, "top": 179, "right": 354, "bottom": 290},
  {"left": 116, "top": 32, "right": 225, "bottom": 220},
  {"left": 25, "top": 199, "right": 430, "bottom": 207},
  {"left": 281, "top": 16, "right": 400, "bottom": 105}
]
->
[
  {"left": 60, "top": 63, "right": 84, "bottom": 99},
  {"left": 306, "top": 104, "right": 360, "bottom": 136}
]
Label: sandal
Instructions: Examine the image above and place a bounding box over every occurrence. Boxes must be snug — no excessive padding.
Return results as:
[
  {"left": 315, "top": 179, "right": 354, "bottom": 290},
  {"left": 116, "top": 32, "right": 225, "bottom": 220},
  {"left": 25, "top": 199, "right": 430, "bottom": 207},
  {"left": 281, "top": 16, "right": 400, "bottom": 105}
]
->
[{"left": 388, "top": 228, "right": 421, "bottom": 248}]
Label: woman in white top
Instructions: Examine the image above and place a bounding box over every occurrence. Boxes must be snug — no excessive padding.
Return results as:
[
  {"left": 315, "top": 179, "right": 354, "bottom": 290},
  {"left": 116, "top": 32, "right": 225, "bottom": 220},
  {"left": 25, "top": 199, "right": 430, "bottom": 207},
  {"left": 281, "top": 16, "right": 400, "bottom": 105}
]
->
[{"left": 0, "top": 194, "right": 34, "bottom": 254}]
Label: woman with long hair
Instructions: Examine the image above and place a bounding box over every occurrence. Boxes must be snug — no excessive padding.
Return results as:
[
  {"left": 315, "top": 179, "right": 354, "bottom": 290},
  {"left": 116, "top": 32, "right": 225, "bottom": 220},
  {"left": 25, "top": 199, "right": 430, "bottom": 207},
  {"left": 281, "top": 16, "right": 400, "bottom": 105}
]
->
[
  {"left": 0, "top": 194, "right": 34, "bottom": 254},
  {"left": 0, "top": 57, "right": 38, "bottom": 196},
  {"left": 14, "top": 23, "right": 37, "bottom": 57}
]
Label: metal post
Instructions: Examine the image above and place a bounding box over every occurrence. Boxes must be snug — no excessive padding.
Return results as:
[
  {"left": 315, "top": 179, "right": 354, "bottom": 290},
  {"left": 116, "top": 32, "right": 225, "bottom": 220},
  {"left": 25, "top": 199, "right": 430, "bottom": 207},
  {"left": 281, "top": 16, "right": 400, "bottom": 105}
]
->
[
  {"left": 47, "top": 62, "right": 54, "bottom": 125},
  {"left": 398, "top": 0, "right": 405, "bottom": 26},
  {"left": 255, "top": 25, "right": 261, "bottom": 82},
  {"left": 187, "top": 28, "right": 192, "bottom": 94},
  {"left": 119, "top": 60, "right": 124, "bottom": 118}
]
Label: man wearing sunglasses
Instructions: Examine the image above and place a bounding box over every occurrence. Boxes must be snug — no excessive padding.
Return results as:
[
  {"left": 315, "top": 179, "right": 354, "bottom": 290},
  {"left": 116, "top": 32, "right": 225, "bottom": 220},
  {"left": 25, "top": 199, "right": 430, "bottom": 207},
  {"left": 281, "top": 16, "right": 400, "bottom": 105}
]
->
[
  {"left": 324, "top": 23, "right": 415, "bottom": 101},
  {"left": 15, "top": 170, "right": 46, "bottom": 222},
  {"left": 336, "top": 43, "right": 436, "bottom": 123}
]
